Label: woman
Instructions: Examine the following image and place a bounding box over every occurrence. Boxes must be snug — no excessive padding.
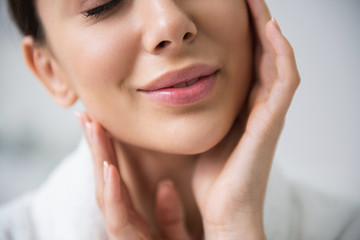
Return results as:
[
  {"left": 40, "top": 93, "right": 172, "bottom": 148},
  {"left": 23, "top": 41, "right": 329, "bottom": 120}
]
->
[{"left": 1, "top": 0, "right": 358, "bottom": 239}]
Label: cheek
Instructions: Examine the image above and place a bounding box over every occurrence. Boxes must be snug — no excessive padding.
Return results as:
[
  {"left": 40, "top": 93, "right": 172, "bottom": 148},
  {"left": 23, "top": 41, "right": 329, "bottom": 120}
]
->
[
  {"left": 209, "top": 1, "right": 252, "bottom": 99},
  {"left": 196, "top": 0, "right": 250, "bottom": 38},
  {"left": 52, "top": 24, "right": 144, "bottom": 134},
  {"left": 209, "top": 1, "right": 251, "bottom": 53},
  {"left": 196, "top": 0, "right": 252, "bottom": 88},
  {"left": 58, "top": 24, "right": 138, "bottom": 93}
]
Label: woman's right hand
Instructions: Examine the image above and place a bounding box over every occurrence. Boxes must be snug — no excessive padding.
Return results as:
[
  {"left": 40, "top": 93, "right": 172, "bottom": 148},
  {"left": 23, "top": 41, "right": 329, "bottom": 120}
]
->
[
  {"left": 191, "top": 0, "right": 300, "bottom": 238},
  {"left": 76, "top": 112, "right": 192, "bottom": 240}
]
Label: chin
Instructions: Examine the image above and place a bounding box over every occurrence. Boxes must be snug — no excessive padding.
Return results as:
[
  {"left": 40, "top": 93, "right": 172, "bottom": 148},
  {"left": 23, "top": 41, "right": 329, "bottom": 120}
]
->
[
  {"left": 172, "top": 137, "right": 223, "bottom": 155},
  {"left": 156, "top": 116, "right": 236, "bottom": 155}
]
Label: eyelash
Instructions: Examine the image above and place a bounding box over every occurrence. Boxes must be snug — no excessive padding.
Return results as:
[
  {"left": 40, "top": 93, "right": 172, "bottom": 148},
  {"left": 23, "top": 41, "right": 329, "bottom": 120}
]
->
[{"left": 82, "top": 0, "right": 122, "bottom": 18}]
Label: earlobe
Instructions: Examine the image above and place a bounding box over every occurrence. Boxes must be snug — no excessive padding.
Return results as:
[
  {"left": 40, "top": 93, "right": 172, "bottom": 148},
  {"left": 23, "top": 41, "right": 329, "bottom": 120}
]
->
[{"left": 22, "top": 36, "right": 78, "bottom": 108}]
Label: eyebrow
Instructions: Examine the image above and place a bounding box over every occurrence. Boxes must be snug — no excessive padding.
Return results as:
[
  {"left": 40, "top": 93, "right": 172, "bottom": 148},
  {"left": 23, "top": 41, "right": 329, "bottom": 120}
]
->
[
  {"left": 78, "top": 0, "right": 109, "bottom": 11},
  {"left": 62, "top": 0, "right": 94, "bottom": 14}
]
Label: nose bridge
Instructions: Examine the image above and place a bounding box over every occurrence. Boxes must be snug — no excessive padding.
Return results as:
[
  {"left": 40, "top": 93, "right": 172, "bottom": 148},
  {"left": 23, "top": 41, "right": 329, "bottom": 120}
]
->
[{"left": 140, "top": 0, "right": 197, "bottom": 54}]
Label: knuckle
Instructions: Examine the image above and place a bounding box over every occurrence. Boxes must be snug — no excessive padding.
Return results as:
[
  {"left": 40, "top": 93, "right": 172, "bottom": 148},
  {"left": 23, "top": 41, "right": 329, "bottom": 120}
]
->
[
  {"left": 296, "top": 74, "right": 301, "bottom": 86},
  {"left": 292, "top": 71, "right": 301, "bottom": 89},
  {"left": 286, "top": 44, "right": 295, "bottom": 58},
  {"left": 106, "top": 222, "right": 121, "bottom": 235},
  {"left": 106, "top": 219, "right": 126, "bottom": 236},
  {"left": 280, "top": 37, "right": 295, "bottom": 59}
]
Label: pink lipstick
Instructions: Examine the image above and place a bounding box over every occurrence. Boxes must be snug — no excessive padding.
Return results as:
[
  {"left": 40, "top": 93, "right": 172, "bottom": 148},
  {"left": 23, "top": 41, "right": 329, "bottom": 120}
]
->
[{"left": 138, "top": 64, "right": 219, "bottom": 106}]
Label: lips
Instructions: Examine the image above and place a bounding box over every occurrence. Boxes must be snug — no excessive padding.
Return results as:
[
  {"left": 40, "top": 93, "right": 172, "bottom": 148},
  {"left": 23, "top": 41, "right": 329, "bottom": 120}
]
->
[
  {"left": 138, "top": 64, "right": 219, "bottom": 91},
  {"left": 138, "top": 64, "right": 219, "bottom": 106}
]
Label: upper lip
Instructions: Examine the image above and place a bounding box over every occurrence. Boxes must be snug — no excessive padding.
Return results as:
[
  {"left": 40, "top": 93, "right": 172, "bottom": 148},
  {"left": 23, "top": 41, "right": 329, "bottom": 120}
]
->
[{"left": 138, "top": 64, "right": 220, "bottom": 91}]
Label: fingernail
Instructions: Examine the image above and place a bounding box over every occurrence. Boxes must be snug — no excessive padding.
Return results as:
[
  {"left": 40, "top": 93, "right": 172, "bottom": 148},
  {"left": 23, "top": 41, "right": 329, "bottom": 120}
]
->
[
  {"left": 85, "top": 121, "right": 94, "bottom": 143},
  {"left": 271, "top": 17, "right": 282, "bottom": 33},
  {"left": 158, "top": 179, "right": 174, "bottom": 190},
  {"left": 74, "top": 111, "right": 85, "bottom": 130},
  {"left": 103, "top": 161, "right": 109, "bottom": 183}
]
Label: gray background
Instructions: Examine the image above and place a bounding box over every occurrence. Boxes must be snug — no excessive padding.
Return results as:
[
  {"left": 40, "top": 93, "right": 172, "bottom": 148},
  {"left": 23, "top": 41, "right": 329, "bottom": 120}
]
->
[{"left": 1, "top": 0, "right": 359, "bottom": 203}]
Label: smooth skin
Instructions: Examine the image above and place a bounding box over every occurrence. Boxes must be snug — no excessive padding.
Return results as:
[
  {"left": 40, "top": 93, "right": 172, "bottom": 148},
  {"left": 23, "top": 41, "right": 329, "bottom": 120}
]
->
[
  {"left": 77, "top": 0, "right": 300, "bottom": 239},
  {"left": 22, "top": 0, "right": 299, "bottom": 238},
  {"left": 25, "top": 0, "right": 253, "bottom": 155}
]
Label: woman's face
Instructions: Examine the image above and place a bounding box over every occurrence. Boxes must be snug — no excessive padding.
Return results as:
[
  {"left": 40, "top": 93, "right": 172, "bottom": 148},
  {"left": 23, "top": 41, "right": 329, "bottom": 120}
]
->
[{"left": 36, "top": 0, "right": 253, "bottom": 154}]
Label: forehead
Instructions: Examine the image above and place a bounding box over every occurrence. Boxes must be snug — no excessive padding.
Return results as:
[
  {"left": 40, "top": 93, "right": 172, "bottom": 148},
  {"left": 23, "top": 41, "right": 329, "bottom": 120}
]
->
[
  {"left": 36, "top": 0, "right": 84, "bottom": 19},
  {"left": 35, "top": 0, "right": 92, "bottom": 38},
  {"left": 36, "top": 0, "right": 111, "bottom": 14}
]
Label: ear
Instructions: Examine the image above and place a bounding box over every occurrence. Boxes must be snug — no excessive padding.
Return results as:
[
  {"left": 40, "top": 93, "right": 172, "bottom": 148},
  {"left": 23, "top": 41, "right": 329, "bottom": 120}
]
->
[{"left": 22, "top": 36, "right": 78, "bottom": 108}]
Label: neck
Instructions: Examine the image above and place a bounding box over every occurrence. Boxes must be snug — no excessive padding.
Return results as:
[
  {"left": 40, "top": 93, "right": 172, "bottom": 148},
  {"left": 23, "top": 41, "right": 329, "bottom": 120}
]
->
[{"left": 114, "top": 142, "right": 203, "bottom": 239}]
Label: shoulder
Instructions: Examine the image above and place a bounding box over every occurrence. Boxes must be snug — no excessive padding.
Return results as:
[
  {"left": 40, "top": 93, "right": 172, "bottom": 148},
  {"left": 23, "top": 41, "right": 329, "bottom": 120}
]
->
[
  {"left": 0, "top": 193, "right": 35, "bottom": 240},
  {"left": 290, "top": 180, "right": 360, "bottom": 240},
  {"left": 264, "top": 164, "right": 360, "bottom": 240},
  {"left": 0, "top": 139, "right": 107, "bottom": 240}
]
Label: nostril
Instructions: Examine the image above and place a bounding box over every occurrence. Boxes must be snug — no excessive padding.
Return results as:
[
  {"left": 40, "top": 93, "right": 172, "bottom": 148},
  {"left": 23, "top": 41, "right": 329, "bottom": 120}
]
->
[
  {"left": 154, "top": 32, "right": 194, "bottom": 51},
  {"left": 156, "top": 40, "right": 171, "bottom": 49},
  {"left": 183, "top": 32, "right": 193, "bottom": 41}
]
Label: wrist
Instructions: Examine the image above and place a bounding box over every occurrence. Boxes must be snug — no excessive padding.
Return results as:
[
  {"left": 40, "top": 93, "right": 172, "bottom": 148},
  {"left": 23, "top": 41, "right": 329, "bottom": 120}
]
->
[
  {"left": 204, "top": 227, "right": 265, "bottom": 240},
  {"left": 203, "top": 216, "right": 266, "bottom": 240}
]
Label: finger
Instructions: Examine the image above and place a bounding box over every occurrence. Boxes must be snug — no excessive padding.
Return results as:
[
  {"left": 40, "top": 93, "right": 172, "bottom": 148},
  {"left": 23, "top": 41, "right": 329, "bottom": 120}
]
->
[
  {"left": 104, "top": 164, "right": 153, "bottom": 240},
  {"left": 84, "top": 118, "right": 118, "bottom": 211},
  {"left": 220, "top": 19, "right": 300, "bottom": 188},
  {"left": 265, "top": 18, "right": 301, "bottom": 117},
  {"left": 75, "top": 112, "right": 106, "bottom": 210},
  {"left": 103, "top": 163, "right": 131, "bottom": 238},
  {"left": 76, "top": 112, "right": 124, "bottom": 211},
  {"left": 103, "top": 162, "right": 152, "bottom": 240},
  {"left": 156, "top": 180, "right": 191, "bottom": 240},
  {"left": 246, "top": 0, "right": 272, "bottom": 50},
  {"left": 76, "top": 114, "right": 151, "bottom": 239},
  {"left": 75, "top": 111, "right": 92, "bottom": 147},
  {"left": 246, "top": 0, "right": 276, "bottom": 108}
]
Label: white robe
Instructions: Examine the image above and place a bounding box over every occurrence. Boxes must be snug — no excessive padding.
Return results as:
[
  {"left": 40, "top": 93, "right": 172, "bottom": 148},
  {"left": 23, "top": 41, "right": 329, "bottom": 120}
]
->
[{"left": 1, "top": 139, "right": 359, "bottom": 240}]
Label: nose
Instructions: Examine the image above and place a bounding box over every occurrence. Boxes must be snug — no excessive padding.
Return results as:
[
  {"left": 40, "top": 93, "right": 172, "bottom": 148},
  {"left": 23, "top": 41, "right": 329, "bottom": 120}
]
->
[{"left": 141, "top": 0, "right": 197, "bottom": 54}]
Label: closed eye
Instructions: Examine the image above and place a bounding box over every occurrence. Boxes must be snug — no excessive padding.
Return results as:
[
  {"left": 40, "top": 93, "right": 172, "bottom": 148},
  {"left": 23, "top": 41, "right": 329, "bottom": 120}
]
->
[{"left": 82, "top": 0, "right": 122, "bottom": 18}]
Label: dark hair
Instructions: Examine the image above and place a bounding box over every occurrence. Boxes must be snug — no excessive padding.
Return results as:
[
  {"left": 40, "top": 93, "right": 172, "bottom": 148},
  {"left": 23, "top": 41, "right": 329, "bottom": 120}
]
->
[{"left": 6, "top": 0, "right": 45, "bottom": 42}]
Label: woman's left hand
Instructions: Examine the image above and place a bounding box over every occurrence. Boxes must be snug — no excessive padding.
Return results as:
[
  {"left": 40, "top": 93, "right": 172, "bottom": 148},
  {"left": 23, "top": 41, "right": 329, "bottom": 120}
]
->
[
  {"left": 77, "top": 113, "right": 192, "bottom": 240},
  {"left": 192, "top": 0, "right": 300, "bottom": 239}
]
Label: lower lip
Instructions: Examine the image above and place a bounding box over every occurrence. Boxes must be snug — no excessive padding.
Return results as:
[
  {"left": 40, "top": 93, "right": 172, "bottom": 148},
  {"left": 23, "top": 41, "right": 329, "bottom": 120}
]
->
[{"left": 140, "top": 72, "right": 218, "bottom": 106}]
